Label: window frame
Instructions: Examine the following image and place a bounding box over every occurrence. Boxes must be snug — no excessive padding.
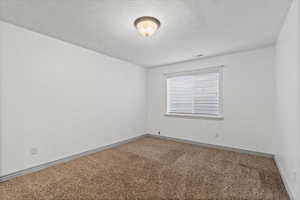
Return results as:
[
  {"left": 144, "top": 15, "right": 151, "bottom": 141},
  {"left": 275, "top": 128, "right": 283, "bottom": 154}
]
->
[{"left": 164, "top": 66, "right": 224, "bottom": 119}]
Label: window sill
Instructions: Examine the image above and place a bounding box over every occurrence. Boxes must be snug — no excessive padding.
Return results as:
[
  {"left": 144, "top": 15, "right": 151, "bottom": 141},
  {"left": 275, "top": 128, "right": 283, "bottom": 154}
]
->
[{"left": 165, "top": 113, "right": 224, "bottom": 120}]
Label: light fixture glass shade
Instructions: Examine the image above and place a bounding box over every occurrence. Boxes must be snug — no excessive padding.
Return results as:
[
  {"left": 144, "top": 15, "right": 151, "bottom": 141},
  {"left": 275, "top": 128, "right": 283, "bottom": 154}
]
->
[{"left": 134, "top": 16, "right": 160, "bottom": 37}]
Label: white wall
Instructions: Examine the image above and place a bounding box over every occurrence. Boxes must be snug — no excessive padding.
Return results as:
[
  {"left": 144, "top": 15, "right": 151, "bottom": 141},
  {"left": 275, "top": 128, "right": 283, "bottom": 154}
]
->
[
  {"left": 146, "top": 47, "right": 276, "bottom": 154},
  {"left": 0, "top": 21, "right": 146, "bottom": 176},
  {"left": 274, "top": 0, "right": 300, "bottom": 198}
]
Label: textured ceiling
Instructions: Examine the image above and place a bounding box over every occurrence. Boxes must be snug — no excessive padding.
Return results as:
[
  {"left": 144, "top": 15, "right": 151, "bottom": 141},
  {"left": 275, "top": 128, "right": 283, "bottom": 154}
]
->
[{"left": 0, "top": 0, "right": 292, "bottom": 67}]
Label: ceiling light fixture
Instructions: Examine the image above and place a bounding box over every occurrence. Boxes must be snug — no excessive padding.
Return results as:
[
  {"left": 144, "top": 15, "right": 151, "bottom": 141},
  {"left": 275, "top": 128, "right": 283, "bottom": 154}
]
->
[{"left": 134, "top": 16, "right": 161, "bottom": 37}]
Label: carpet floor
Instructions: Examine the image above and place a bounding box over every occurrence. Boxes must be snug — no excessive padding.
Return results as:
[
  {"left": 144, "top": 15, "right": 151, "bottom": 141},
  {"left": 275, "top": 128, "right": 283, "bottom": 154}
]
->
[{"left": 0, "top": 136, "right": 288, "bottom": 200}]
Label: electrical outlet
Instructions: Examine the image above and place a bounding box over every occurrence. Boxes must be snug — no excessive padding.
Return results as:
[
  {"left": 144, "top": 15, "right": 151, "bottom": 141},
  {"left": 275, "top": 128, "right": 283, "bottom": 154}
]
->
[{"left": 30, "top": 148, "right": 38, "bottom": 155}]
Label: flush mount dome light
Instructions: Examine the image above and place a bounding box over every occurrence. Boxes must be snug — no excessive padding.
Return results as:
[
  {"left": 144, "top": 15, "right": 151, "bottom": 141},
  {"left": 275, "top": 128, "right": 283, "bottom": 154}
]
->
[{"left": 134, "top": 16, "right": 161, "bottom": 37}]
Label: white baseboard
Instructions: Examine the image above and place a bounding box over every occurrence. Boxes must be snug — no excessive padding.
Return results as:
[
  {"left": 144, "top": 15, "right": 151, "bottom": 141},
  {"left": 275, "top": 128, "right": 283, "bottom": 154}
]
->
[
  {"left": 274, "top": 155, "right": 294, "bottom": 200},
  {"left": 0, "top": 134, "right": 148, "bottom": 182},
  {"left": 149, "top": 134, "right": 293, "bottom": 199},
  {"left": 1, "top": 133, "right": 292, "bottom": 200},
  {"left": 146, "top": 134, "right": 274, "bottom": 158}
]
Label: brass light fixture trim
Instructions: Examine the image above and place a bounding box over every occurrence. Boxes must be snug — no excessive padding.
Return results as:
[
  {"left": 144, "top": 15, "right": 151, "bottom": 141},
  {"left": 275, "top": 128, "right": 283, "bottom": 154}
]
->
[{"left": 134, "top": 16, "right": 161, "bottom": 37}]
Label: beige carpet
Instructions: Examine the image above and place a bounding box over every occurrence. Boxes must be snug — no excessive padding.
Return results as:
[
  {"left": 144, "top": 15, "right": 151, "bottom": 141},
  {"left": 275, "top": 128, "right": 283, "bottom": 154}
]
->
[{"left": 0, "top": 136, "right": 288, "bottom": 200}]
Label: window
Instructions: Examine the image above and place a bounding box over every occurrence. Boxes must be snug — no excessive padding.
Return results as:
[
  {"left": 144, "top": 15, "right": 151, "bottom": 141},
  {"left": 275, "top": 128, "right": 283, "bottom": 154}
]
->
[{"left": 165, "top": 66, "right": 223, "bottom": 118}]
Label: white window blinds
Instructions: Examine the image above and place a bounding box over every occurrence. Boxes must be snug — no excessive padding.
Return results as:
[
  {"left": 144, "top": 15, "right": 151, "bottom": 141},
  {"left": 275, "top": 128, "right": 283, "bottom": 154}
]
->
[{"left": 166, "top": 67, "right": 223, "bottom": 118}]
